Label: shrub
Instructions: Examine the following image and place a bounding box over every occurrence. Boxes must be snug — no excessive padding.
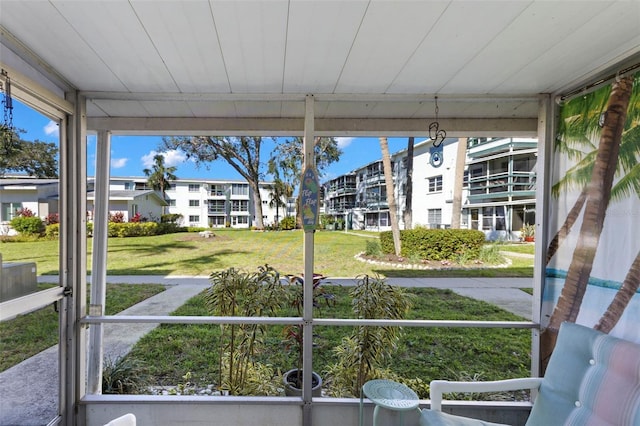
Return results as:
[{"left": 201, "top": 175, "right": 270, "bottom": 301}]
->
[
  {"left": 186, "top": 226, "right": 207, "bottom": 233},
  {"left": 45, "top": 223, "right": 60, "bottom": 239},
  {"left": 17, "top": 207, "right": 34, "bottom": 217},
  {"left": 107, "top": 222, "right": 159, "bottom": 237},
  {"left": 279, "top": 216, "right": 296, "bottom": 230},
  {"left": 161, "top": 213, "right": 183, "bottom": 224},
  {"left": 10, "top": 216, "right": 45, "bottom": 235},
  {"left": 129, "top": 212, "right": 145, "bottom": 223},
  {"left": 45, "top": 213, "right": 59, "bottom": 225},
  {"left": 380, "top": 228, "right": 486, "bottom": 261},
  {"left": 109, "top": 212, "right": 125, "bottom": 223},
  {"left": 157, "top": 222, "right": 184, "bottom": 234},
  {"left": 364, "top": 240, "right": 382, "bottom": 256},
  {"left": 102, "top": 356, "right": 149, "bottom": 394}
]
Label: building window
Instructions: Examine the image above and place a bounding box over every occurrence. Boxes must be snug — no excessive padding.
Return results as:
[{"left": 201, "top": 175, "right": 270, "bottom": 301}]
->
[
  {"left": 232, "top": 183, "right": 248, "bottom": 196},
  {"left": 231, "top": 200, "right": 249, "bottom": 212},
  {"left": 428, "top": 209, "right": 442, "bottom": 228},
  {"left": 209, "top": 216, "right": 225, "bottom": 226},
  {"left": 428, "top": 175, "right": 443, "bottom": 192},
  {"left": 1, "top": 202, "right": 22, "bottom": 221},
  {"left": 210, "top": 184, "right": 226, "bottom": 196},
  {"left": 131, "top": 204, "right": 139, "bottom": 215},
  {"left": 168, "top": 199, "right": 176, "bottom": 207},
  {"left": 188, "top": 184, "right": 200, "bottom": 192},
  {"left": 189, "top": 215, "right": 200, "bottom": 224},
  {"left": 124, "top": 182, "right": 135, "bottom": 190},
  {"left": 208, "top": 200, "right": 225, "bottom": 214},
  {"left": 189, "top": 199, "right": 200, "bottom": 207}
]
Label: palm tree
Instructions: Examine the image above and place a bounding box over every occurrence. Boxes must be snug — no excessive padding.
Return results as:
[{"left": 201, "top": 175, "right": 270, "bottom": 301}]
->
[
  {"left": 546, "top": 77, "right": 640, "bottom": 263},
  {"left": 267, "top": 178, "right": 290, "bottom": 226},
  {"left": 595, "top": 250, "right": 640, "bottom": 333},
  {"left": 379, "top": 137, "right": 401, "bottom": 256},
  {"left": 403, "top": 137, "right": 414, "bottom": 229},
  {"left": 143, "top": 154, "right": 178, "bottom": 213},
  {"left": 542, "top": 75, "right": 634, "bottom": 363},
  {"left": 451, "top": 138, "right": 467, "bottom": 229}
]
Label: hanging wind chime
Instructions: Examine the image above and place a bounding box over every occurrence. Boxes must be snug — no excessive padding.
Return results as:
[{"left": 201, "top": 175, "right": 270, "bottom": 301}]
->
[
  {"left": 429, "top": 96, "right": 446, "bottom": 167},
  {"left": 1, "top": 69, "right": 15, "bottom": 153}
]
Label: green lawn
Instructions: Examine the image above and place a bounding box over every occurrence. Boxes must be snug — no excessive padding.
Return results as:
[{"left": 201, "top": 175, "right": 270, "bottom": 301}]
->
[
  {"left": 1, "top": 230, "right": 535, "bottom": 390},
  {"left": 0, "top": 229, "right": 534, "bottom": 277},
  {"left": 0, "top": 283, "right": 166, "bottom": 372}
]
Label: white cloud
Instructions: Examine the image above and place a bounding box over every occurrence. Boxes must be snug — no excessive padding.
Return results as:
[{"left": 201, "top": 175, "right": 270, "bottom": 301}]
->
[
  {"left": 111, "top": 158, "right": 128, "bottom": 168},
  {"left": 142, "top": 150, "right": 187, "bottom": 169},
  {"left": 44, "top": 121, "right": 59, "bottom": 137},
  {"left": 336, "top": 137, "right": 355, "bottom": 149}
]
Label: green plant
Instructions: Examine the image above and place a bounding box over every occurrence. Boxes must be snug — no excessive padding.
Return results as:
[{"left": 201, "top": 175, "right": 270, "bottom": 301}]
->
[
  {"left": 102, "top": 356, "right": 149, "bottom": 394},
  {"left": 364, "top": 240, "right": 382, "bottom": 257},
  {"left": 478, "top": 244, "right": 506, "bottom": 265},
  {"left": 282, "top": 273, "right": 335, "bottom": 392},
  {"left": 44, "top": 223, "right": 60, "bottom": 239},
  {"left": 326, "top": 274, "right": 413, "bottom": 397},
  {"left": 279, "top": 216, "right": 296, "bottom": 230},
  {"left": 521, "top": 224, "right": 535, "bottom": 239},
  {"left": 161, "top": 213, "right": 183, "bottom": 224},
  {"left": 205, "top": 264, "right": 288, "bottom": 395},
  {"left": 381, "top": 228, "right": 486, "bottom": 261},
  {"left": 10, "top": 216, "right": 45, "bottom": 235}
]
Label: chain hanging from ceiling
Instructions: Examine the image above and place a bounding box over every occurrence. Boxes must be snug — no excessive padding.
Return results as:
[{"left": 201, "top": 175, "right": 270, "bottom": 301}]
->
[
  {"left": 428, "top": 96, "right": 446, "bottom": 147},
  {"left": 1, "top": 69, "right": 15, "bottom": 152}
]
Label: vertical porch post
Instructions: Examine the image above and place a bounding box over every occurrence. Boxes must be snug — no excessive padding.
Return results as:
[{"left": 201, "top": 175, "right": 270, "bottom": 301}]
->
[
  {"left": 87, "top": 130, "right": 111, "bottom": 394},
  {"left": 60, "top": 90, "right": 87, "bottom": 425},
  {"left": 532, "top": 94, "right": 554, "bottom": 378},
  {"left": 302, "top": 94, "right": 315, "bottom": 426}
]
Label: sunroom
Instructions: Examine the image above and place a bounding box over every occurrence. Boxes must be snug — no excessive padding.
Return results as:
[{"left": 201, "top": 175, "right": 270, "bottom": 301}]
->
[{"left": 1, "top": 1, "right": 639, "bottom": 425}]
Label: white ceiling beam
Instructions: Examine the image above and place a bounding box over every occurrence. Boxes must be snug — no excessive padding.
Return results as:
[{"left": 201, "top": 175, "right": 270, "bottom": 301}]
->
[
  {"left": 86, "top": 116, "right": 537, "bottom": 137},
  {"left": 80, "top": 91, "right": 539, "bottom": 103}
]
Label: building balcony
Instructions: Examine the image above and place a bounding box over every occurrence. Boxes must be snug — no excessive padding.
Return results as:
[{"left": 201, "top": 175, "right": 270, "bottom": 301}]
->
[{"left": 467, "top": 138, "right": 537, "bottom": 159}]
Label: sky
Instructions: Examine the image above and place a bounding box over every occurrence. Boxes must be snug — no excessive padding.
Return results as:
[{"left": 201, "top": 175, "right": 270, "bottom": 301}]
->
[{"left": 10, "top": 99, "right": 420, "bottom": 184}]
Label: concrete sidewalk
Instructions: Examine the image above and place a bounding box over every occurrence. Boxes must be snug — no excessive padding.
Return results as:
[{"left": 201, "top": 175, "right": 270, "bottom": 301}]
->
[{"left": 1, "top": 275, "right": 533, "bottom": 425}]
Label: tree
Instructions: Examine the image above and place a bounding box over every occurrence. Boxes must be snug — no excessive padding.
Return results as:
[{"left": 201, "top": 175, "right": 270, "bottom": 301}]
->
[
  {"left": 451, "top": 138, "right": 468, "bottom": 228},
  {"left": 270, "top": 137, "right": 341, "bottom": 227},
  {"left": 403, "top": 137, "right": 414, "bottom": 229},
  {"left": 267, "top": 158, "right": 294, "bottom": 225},
  {"left": 143, "top": 154, "right": 178, "bottom": 195},
  {"left": 542, "top": 75, "right": 634, "bottom": 364},
  {"left": 163, "top": 136, "right": 267, "bottom": 229},
  {"left": 380, "top": 137, "right": 401, "bottom": 256},
  {"left": 0, "top": 126, "right": 58, "bottom": 178},
  {"left": 595, "top": 250, "right": 640, "bottom": 333},
  {"left": 545, "top": 78, "right": 640, "bottom": 263}
]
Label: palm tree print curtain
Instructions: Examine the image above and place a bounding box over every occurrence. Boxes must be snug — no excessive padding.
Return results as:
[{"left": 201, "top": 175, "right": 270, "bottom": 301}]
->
[{"left": 542, "top": 72, "right": 640, "bottom": 365}]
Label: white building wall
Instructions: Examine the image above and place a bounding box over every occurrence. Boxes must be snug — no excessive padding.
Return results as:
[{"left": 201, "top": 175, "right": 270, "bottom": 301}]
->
[
  {"left": 133, "top": 195, "right": 164, "bottom": 222},
  {"left": 161, "top": 178, "right": 280, "bottom": 229},
  {"left": 411, "top": 139, "right": 463, "bottom": 228}
]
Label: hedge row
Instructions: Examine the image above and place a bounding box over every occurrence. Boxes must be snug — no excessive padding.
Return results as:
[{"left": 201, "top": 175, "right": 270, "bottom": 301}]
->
[
  {"left": 36, "top": 222, "right": 186, "bottom": 239},
  {"left": 380, "top": 228, "right": 486, "bottom": 260}
]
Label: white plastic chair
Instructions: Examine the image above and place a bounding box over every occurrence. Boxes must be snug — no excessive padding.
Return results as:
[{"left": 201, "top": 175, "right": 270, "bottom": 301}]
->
[{"left": 103, "top": 413, "right": 136, "bottom": 426}]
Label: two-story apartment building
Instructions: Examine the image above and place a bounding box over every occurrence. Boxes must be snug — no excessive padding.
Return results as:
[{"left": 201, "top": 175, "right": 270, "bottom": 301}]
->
[
  {"left": 323, "top": 137, "right": 537, "bottom": 240},
  {"left": 108, "top": 177, "right": 282, "bottom": 228}
]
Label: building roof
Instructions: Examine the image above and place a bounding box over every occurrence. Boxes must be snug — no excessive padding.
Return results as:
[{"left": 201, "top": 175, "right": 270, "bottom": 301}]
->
[
  {"left": 86, "top": 190, "right": 168, "bottom": 206},
  {"left": 0, "top": 179, "right": 59, "bottom": 189}
]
